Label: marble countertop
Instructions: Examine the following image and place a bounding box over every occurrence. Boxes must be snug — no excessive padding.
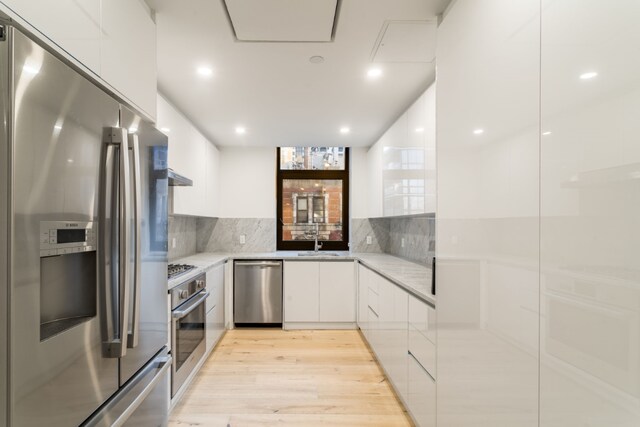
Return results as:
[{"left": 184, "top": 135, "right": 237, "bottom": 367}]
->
[{"left": 168, "top": 251, "right": 434, "bottom": 305}]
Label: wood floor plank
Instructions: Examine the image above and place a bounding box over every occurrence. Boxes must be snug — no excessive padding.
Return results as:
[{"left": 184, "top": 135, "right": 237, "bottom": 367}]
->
[{"left": 169, "top": 329, "right": 413, "bottom": 427}]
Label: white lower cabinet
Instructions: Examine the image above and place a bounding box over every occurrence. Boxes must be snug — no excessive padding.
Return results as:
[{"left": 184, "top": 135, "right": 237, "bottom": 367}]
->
[
  {"left": 357, "top": 264, "right": 369, "bottom": 329},
  {"left": 206, "top": 304, "right": 224, "bottom": 353},
  {"left": 284, "top": 261, "right": 320, "bottom": 322},
  {"left": 407, "top": 352, "right": 436, "bottom": 427},
  {"left": 377, "top": 276, "right": 409, "bottom": 397},
  {"left": 357, "top": 262, "right": 436, "bottom": 427},
  {"left": 205, "top": 263, "right": 225, "bottom": 352},
  {"left": 408, "top": 295, "right": 436, "bottom": 377},
  {"left": 284, "top": 261, "right": 356, "bottom": 327}
]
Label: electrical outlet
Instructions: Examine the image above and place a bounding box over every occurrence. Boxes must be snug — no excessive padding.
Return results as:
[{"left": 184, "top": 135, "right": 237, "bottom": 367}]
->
[
  {"left": 171, "top": 237, "right": 176, "bottom": 249},
  {"left": 401, "top": 237, "right": 405, "bottom": 248},
  {"left": 239, "top": 234, "right": 246, "bottom": 245},
  {"left": 366, "top": 236, "right": 372, "bottom": 245}
]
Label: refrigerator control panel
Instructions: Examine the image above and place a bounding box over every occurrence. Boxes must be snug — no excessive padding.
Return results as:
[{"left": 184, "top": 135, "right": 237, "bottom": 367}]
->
[{"left": 40, "top": 221, "right": 96, "bottom": 257}]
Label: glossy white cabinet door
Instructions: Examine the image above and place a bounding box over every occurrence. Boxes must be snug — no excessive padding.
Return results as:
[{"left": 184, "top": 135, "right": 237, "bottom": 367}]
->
[
  {"left": 540, "top": 1, "right": 640, "bottom": 425},
  {"left": 205, "top": 305, "right": 224, "bottom": 352},
  {"left": 383, "top": 113, "right": 420, "bottom": 216},
  {"left": 436, "top": 1, "right": 540, "bottom": 426},
  {"left": 357, "top": 264, "right": 369, "bottom": 329},
  {"left": 1, "top": 0, "right": 101, "bottom": 74},
  {"left": 407, "top": 353, "right": 436, "bottom": 427},
  {"left": 158, "top": 95, "right": 212, "bottom": 217},
  {"left": 204, "top": 141, "right": 220, "bottom": 217},
  {"left": 423, "top": 85, "right": 436, "bottom": 214},
  {"left": 101, "top": 0, "right": 157, "bottom": 119},
  {"left": 376, "top": 275, "right": 408, "bottom": 399},
  {"left": 283, "top": 262, "right": 319, "bottom": 322},
  {"left": 408, "top": 295, "right": 436, "bottom": 378},
  {"left": 366, "top": 142, "right": 383, "bottom": 218},
  {"left": 206, "top": 264, "right": 224, "bottom": 314},
  {"left": 319, "top": 262, "right": 356, "bottom": 322}
]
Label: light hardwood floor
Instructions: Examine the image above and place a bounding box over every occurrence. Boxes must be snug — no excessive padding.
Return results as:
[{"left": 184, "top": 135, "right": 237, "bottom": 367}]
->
[{"left": 169, "top": 329, "right": 413, "bottom": 427}]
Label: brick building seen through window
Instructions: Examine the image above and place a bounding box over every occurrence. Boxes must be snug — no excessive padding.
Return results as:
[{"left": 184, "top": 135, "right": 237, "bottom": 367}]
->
[{"left": 277, "top": 148, "right": 349, "bottom": 251}]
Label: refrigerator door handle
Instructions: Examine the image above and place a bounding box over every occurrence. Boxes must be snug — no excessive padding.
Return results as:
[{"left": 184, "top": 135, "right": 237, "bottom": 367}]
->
[
  {"left": 100, "top": 127, "right": 131, "bottom": 358},
  {"left": 127, "top": 133, "right": 142, "bottom": 348}
]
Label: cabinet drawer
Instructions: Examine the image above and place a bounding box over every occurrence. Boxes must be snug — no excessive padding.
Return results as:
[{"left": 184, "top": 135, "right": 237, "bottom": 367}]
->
[
  {"left": 408, "top": 324, "right": 436, "bottom": 378},
  {"left": 206, "top": 304, "right": 224, "bottom": 352},
  {"left": 206, "top": 264, "right": 224, "bottom": 314},
  {"left": 407, "top": 352, "right": 436, "bottom": 427},
  {"left": 408, "top": 295, "right": 436, "bottom": 344},
  {"left": 365, "top": 306, "right": 379, "bottom": 348},
  {"left": 368, "top": 287, "right": 379, "bottom": 315}
]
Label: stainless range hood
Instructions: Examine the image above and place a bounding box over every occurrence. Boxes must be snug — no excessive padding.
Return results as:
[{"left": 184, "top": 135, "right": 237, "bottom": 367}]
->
[{"left": 168, "top": 169, "right": 193, "bottom": 186}]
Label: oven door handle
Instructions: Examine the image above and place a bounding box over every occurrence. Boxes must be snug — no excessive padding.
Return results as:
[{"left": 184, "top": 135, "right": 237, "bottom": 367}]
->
[{"left": 172, "top": 291, "right": 210, "bottom": 320}]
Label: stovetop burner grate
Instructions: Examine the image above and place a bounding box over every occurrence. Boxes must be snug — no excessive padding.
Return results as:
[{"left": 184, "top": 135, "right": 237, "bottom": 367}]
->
[{"left": 168, "top": 263, "right": 196, "bottom": 280}]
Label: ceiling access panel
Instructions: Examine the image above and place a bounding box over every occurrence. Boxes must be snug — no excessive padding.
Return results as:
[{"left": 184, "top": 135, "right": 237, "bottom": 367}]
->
[
  {"left": 371, "top": 20, "right": 437, "bottom": 63},
  {"left": 223, "top": 0, "right": 340, "bottom": 43}
]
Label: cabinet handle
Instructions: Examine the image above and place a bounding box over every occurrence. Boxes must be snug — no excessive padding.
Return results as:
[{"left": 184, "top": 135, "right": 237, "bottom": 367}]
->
[{"left": 431, "top": 257, "right": 436, "bottom": 296}]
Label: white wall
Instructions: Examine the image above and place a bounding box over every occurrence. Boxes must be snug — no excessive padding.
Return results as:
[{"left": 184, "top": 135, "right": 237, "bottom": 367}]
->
[
  {"left": 218, "top": 147, "right": 276, "bottom": 218},
  {"left": 350, "top": 147, "right": 368, "bottom": 219}
]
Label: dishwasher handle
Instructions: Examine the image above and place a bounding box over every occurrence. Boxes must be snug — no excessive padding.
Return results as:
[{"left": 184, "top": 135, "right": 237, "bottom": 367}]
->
[{"left": 235, "top": 261, "right": 282, "bottom": 268}]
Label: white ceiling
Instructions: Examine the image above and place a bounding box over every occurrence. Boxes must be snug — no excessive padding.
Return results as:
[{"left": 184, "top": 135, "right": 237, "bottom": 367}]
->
[{"left": 146, "top": 0, "right": 449, "bottom": 147}]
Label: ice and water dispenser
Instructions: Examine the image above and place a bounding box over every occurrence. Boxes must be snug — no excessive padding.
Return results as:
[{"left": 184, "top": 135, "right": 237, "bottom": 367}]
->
[{"left": 39, "top": 221, "right": 97, "bottom": 341}]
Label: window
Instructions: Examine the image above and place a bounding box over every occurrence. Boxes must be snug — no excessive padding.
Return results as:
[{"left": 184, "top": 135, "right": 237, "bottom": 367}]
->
[{"left": 277, "top": 148, "right": 349, "bottom": 251}]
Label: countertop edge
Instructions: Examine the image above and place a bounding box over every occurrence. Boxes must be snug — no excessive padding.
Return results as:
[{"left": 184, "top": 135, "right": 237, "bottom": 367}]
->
[{"left": 169, "top": 252, "right": 435, "bottom": 305}]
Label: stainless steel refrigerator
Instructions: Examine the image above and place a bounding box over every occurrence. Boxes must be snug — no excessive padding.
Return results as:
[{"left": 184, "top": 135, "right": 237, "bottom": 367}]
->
[{"left": 0, "top": 21, "right": 171, "bottom": 427}]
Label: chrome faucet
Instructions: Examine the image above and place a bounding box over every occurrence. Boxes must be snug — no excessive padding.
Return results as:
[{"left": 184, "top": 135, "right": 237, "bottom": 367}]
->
[{"left": 314, "top": 223, "right": 323, "bottom": 252}]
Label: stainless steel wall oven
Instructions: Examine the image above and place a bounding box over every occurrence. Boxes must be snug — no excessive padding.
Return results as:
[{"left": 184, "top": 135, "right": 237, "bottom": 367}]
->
[{"left": 170, "top": 272, "right": 208, "bottom": 396}]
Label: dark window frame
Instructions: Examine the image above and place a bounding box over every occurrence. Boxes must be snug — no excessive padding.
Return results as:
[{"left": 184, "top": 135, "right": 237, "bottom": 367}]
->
[{"left": 276, "top": 147, "right": 350, "bottom": 251}]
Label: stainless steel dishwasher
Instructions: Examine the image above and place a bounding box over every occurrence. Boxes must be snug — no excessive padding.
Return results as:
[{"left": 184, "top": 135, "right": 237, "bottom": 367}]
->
[{"left": 234, "top": 260, "right": 283, "bottom": 325}]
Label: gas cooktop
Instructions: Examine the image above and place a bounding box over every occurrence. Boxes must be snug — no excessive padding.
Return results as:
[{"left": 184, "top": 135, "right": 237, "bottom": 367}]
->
[{"left": 167, "top": 263, "right": 197, "bottom": 280}]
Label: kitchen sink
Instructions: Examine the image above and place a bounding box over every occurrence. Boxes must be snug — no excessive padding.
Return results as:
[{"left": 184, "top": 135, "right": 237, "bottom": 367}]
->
[{"left": 297, "top": 251, "right": 340, "bottom": 257}]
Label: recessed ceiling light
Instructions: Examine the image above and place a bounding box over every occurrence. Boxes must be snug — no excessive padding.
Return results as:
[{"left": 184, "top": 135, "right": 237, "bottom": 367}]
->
[
  {"left": 54, "top": 125, "right": 62, "bottom": 131},
  {"left": 579, "top": 71, "right": 598, "bottom": 80},
  {"left": 367, "top": 68, "right": 383, "bottom": 79},
  {"left": 309, "top": 56, "right": 324, "bottom": 64},
  {"left": 129, "top": 127, "right": 138, "bottom": 133},
  {"left": 542, "top": 131, "right": 552, "bottom": 136},
  {"left": 415, "top": 127, "right": 425, "bottom": 133},
  {"left": 160, "top": 127, "right": 171, "bottom": 133},
  {"left": 300, "top": 187, "right": 305, "bottom": 191},
  {"left": 340, "top": 127, "right": 350, "bottom": 134},
  {"left": 473, "top": 129, "right": 484, "bottom": 135},
  {"left": 235, "top": 126, "right": 246, "bottom": 134},
  {"left": 197, "top": 66, "right": 213, "bottom": 77},
  {"left": 67, "top": 158, "right": 74, "bottom": 163}
]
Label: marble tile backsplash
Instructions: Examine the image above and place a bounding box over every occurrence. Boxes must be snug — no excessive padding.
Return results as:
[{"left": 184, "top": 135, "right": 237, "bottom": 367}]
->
[
  {"left": 168, "top": 216, "right": 197, "bottom": 261},
  {"left": 196, "top": 218, "right": 276, "bottom": 253},
  {"left": 351, "top": 214, "right": 435, "bottom": 265},
  {"left": 170, "top": 214, "right": 433, "bottom": 265}
]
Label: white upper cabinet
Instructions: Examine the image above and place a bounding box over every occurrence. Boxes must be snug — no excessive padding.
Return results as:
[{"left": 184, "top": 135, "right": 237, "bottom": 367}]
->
[
  {"left": 367, "top": 83, "right": 435, "bottom": 218},
  {"left": 101, "top": 0, "right": 157, "bottom": 119},
  {"left": 157, "top": 95, "right": 219, "bottom": 217},
  {"left": 0, "top": 0, "right": 157, "bottom": 120},
  {"left": 1, "top": 0, "right": 102, "bottom": 73},
  {"left": 366, "top": 142, "right": 383, "bottom": 218}
]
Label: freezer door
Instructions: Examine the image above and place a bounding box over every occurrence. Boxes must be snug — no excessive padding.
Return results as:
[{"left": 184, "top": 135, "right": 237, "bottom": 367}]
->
[
  {"left": 118, "top": 106, "right": 169, "bottom": 385},
  {"left": 82, "top": 349, "right": 171, "bottom": 427},
  {"left": 9, "top": 28, "right": 121, "bottom": 426},
  {"left": 0, "top": 23, "right": 9, "bottom": 427}
]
